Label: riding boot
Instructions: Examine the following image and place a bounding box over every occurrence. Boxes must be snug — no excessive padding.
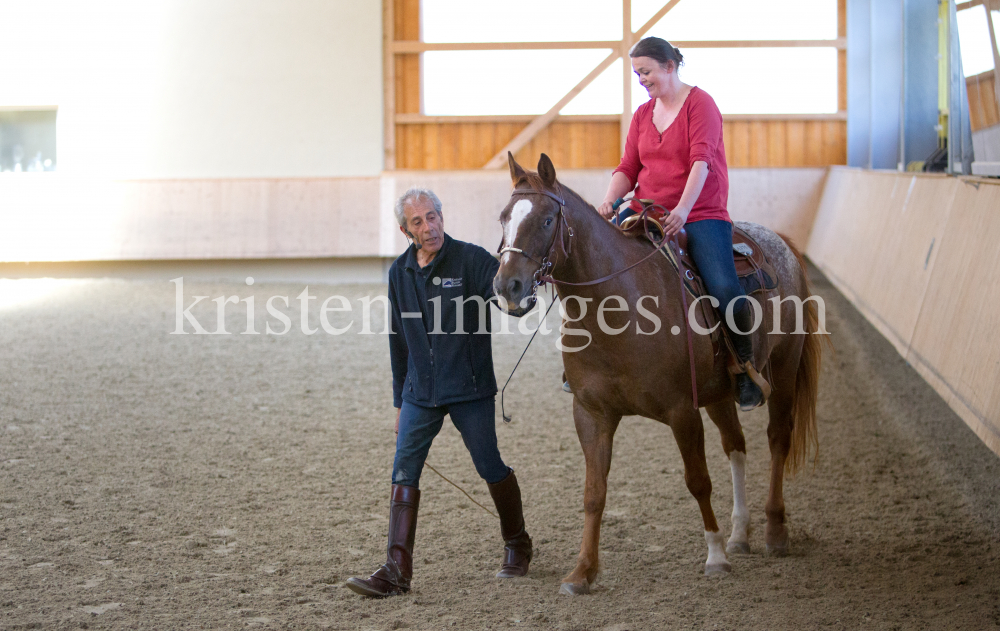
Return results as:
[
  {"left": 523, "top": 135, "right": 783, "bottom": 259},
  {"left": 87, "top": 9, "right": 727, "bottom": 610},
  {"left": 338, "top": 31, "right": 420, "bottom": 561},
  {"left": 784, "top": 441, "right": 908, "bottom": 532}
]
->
[
  {"left": 345, "top": 485, "right": 420, "bottom": 597},
  {"left": 487, "top": 468, "right": 533, "bottom": 578},
  {"left": 729, "top": 303, "right": 766, "bottom": 412}
]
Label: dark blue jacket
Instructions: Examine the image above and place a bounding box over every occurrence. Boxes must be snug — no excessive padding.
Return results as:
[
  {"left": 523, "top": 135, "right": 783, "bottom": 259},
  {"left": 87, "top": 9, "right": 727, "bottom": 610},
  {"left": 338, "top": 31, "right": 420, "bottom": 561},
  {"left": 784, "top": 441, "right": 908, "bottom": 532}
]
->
[{"left": 388, "top": 234, "right": 500, "bottom": 408}]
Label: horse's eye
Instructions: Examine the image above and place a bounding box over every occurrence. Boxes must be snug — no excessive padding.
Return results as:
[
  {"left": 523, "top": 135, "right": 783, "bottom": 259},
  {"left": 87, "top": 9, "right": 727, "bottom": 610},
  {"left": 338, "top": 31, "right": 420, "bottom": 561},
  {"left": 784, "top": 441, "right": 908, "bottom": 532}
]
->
[{"left": 545, "top": 218, "right": 553, "bottom": 227}]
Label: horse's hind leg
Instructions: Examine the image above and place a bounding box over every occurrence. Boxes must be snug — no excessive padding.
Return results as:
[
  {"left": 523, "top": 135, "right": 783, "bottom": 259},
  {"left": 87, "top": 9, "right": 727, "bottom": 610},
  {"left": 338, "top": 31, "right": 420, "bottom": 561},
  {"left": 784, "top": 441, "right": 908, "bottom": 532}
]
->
[
  {"left": 560, "top": 399, "right": 621, "bottom": 596},
  {"left": 705, "top": 401, "right": 750, "bottom": 555},
  {"left": 764, "top": 384, "right": 795, "bottom": 556},
  {"left": 670, "top": 408, "right": 730, "bottom": 575}
]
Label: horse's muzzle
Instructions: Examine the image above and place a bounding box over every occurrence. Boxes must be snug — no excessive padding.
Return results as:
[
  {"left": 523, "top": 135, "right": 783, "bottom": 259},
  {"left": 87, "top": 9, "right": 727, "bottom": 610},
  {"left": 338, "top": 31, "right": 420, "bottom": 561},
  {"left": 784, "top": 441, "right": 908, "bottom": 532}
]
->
[{"left": 494, "top": 270, "right": 537, "bottom": 317}]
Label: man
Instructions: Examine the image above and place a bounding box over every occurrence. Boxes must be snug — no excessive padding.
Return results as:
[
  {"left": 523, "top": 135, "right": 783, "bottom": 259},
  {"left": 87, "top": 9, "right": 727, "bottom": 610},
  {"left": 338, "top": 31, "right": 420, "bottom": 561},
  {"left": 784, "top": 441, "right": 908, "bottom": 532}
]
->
[{"left": 345, "top": 188, "right": 532, "bottom": 598}]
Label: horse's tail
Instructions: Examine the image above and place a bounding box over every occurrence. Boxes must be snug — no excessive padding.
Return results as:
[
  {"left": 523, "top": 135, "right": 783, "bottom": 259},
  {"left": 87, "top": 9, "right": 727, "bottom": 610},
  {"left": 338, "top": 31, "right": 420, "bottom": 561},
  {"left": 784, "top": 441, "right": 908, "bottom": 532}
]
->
[{"left": 778, "top": 234, "right": 823, "bottom": 476}]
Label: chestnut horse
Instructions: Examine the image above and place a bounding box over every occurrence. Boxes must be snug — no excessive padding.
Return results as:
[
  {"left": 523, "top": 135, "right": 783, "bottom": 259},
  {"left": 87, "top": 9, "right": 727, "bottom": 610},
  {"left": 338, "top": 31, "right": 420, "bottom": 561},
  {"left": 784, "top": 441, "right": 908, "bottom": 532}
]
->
[{"left": 494, "top": 154, "right": 822, "bottom": 595}]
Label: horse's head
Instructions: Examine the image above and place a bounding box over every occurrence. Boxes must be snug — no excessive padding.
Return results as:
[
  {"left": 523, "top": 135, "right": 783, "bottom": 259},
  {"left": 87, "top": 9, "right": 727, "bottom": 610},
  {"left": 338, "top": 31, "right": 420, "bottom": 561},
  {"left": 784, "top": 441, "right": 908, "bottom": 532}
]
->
[{"left": 494, "top": 152, "right": 567, "bottom": 316}]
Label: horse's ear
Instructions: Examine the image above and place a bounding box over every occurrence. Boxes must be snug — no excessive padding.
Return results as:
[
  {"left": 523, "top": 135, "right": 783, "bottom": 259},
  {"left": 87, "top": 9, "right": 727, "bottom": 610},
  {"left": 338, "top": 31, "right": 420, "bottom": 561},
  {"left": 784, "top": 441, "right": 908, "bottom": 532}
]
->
[
  {"left": 537, "top": 153, "right": 557, "bottom": 188},
  {"left": 508, "top": 152, "right": 526, "bottom": 183}
]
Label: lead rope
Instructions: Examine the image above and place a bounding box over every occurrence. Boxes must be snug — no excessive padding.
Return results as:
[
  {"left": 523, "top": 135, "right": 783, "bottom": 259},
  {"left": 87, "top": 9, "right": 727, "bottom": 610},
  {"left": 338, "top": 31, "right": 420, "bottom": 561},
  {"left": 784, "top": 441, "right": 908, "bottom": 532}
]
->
[
  {"left": 500, "top": 286, "right": 558, "bottom": 424},
  {"left": 424, "top": 461, "right": 498, "bottom": 519}
]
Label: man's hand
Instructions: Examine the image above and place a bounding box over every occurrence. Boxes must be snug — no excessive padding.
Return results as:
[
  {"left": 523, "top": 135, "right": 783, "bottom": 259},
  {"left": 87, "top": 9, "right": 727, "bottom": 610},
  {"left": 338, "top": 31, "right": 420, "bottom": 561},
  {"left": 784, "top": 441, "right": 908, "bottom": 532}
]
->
[{"left": 394, "top": 408, "right": 401, "bottom": 435}]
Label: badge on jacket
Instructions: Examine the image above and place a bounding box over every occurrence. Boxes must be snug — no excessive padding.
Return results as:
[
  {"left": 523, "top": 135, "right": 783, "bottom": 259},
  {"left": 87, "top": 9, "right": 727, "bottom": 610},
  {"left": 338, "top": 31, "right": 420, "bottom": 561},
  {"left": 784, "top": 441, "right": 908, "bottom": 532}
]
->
[{"left": 440, "top": 278, "right": 462, "bottom": 288}]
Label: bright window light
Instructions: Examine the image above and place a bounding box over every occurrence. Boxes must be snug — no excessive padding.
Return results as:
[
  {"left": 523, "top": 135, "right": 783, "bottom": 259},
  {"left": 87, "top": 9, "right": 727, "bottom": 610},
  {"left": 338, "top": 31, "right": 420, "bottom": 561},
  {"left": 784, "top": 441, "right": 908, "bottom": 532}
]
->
[
  {"left": 957, "top": 5, "right": 996, "bottom": 77},
  {"left": 422, "top": 0, "right": 621, "bottom": 42},
  {"left": 560, "top": 58, "right": 624, "bottom": 115},
  {"left": 423, "top": 49, "right": 615, "bottom": 115},
  {"left": 422, "top": 0, "right": 839, "bottom": 116},
  {"left": 635, "top": 48, "right": 839, "bottom": 114},
  {"left": 633, "top": 0, "right": 837, "bottom": 41}
]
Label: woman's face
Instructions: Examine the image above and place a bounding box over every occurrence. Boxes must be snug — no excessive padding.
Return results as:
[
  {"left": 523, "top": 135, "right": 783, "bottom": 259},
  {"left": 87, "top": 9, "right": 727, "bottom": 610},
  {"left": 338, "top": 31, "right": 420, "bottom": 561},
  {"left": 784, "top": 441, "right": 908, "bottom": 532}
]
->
[{"left": 631, "top": 56, "right": 674, "bottom": 99}]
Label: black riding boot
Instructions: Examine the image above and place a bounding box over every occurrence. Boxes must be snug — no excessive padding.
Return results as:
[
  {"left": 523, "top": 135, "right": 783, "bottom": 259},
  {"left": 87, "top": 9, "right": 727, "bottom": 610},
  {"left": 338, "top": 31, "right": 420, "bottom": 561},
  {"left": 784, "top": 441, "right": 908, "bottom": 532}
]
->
[
  {"left": 345, "top": 485, "right": 420, "bottom": 597},
  {"left": 729, "top": 303, "right": 765, "bottom": 411},
  {"left": 488, "top": 468, "right": 533, "bottom": 578}
]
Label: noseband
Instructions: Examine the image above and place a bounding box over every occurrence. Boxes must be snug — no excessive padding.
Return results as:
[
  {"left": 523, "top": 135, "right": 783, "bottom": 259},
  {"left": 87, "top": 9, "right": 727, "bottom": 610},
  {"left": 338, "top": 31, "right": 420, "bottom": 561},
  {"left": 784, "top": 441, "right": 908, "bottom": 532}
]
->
[{"left": 498, "top": 187, "right": 574, "bottom": 295}]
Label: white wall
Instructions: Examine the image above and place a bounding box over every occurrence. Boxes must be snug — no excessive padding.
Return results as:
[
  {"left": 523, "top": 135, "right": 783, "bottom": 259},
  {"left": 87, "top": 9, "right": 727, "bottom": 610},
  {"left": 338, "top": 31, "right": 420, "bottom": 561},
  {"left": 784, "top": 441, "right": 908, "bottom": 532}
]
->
[
  {"left": 0, "top": 0, "right": 383, "bottom": 178},
  {"left": 0, "top": 168, "right": 828, "bottom": 262}
]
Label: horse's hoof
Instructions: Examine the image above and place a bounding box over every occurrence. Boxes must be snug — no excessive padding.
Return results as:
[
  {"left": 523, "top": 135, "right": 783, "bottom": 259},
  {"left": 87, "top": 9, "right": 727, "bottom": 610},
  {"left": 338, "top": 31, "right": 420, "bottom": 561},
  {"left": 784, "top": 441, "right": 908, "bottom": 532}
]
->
[
  {"left": 559, "top": 581, "right": 591, "bottom": 596},
  {"left": 765, "top": 543, "right": 788, "bottom": 557},
  {"left": 704, "top": 561, "right": 732, "bottom": 576},
  {"left": 726, "top": 541, "right": 751, "bottom": 555}
]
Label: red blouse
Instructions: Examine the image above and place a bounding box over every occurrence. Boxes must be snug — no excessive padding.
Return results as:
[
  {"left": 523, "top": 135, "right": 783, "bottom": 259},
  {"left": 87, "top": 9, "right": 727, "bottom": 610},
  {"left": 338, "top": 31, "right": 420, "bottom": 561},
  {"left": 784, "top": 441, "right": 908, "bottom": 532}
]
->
[{"left": 613, "top": 87, "right": 731, "bottom": 224}]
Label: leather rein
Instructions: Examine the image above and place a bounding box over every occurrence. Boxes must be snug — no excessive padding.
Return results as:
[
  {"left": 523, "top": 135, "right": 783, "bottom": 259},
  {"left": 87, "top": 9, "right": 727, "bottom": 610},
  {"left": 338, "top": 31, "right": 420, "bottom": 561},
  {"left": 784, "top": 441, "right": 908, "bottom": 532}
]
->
[{"left": 498, "top": 187, "right": 701, "bottom": 410}]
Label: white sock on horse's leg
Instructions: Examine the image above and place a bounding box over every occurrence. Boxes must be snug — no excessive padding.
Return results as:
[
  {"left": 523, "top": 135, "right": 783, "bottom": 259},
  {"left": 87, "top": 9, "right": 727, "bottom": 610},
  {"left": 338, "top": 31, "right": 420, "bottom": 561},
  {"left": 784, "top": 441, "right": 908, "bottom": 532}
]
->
[
  {"left": 727, "top": 450, "right": 751, "bottom": 554},
  {"left": 704, "top": 530, "right": 731, "bottom": 575}
]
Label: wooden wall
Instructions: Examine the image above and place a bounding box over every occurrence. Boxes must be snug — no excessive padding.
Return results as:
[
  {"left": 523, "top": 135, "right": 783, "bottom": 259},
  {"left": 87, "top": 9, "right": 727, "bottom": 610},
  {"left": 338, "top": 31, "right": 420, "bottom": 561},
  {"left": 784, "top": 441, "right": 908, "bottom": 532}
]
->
[
  {"left": 394, "top": 117, "right": 847, "bottom": 170},
  {"left": 967, "top": 71, "right": 999, "bottom": 131},
  {"left": 390, "top": 0, "right": 848, "bottom": 170},
  {"left": 396, "top": 120, "right": 622, "bottom": 170},
  {"left": 722, "top": 120, "right": 847, "bottom": 168},
  {"left": 807, "top": 168, "right": 1000, "bottom": 457}
]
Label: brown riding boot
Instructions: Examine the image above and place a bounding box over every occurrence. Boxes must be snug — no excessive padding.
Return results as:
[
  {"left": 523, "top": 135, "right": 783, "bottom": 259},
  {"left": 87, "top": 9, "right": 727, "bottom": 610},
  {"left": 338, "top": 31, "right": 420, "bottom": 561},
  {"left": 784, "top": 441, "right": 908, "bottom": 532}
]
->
[
  {"left": 488, "top": 468, "right": 533, "bottom": 578},
  {"left": 345, "top": 485, "right": 420, "bottom": 597}
]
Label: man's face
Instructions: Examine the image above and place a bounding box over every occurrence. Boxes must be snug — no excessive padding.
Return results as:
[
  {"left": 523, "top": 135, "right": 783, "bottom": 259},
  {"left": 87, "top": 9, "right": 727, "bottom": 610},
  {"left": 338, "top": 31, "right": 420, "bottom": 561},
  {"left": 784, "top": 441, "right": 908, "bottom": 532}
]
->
[{"left": 400, "top": 199, "right": 444, "bottom": 256}]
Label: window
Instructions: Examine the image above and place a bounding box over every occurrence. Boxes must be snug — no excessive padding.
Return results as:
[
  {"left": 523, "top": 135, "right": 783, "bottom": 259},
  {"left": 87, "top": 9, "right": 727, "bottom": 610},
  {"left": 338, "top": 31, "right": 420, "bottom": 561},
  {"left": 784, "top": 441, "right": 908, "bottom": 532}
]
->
[
  {"left": 0, "top": 109, "right": 57, "bottom": 172},
  {"left": 419, "top": 0, "right": 841, "bottom": 116},
  {"left": 957, "top": 4, "right": 996, "bottom": 77}
]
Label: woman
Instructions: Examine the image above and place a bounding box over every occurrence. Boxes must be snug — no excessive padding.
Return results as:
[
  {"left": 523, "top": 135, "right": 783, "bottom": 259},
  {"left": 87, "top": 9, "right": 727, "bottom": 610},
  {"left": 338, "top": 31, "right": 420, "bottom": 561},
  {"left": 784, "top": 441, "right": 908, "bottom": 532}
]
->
[{"left": 598, "top": 36, "right": 765, "bottom": 410}]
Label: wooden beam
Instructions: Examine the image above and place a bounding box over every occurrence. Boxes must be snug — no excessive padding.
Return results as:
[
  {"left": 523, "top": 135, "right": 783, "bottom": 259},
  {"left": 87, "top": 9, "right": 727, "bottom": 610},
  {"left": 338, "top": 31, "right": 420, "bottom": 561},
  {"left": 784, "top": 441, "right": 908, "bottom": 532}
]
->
[
  {"left": 396, "top": 112, "right": 848, "bottom": 124},
  {"left": 668, "top": 38, "right": 846, "bottom": 49},
  {"left": 393, "top": 40, "right": 621, "bottom": 52},
  {"left": 723, "top": 112, "right": 848, "bottom": 121},
  {"left": 838, "top": 0, "right": 847, "bottom": 112},
  {"left": 483, "top": 51, "right": 621, "bottom": 168},
  {"left": 393, "top": 38, "right": 845, "bottom": 53},
  {"left": 481, "top": 0, "right": 683, "bottom": 169},
  {"left": 383, "top": 0, "right": 395, "bottom": 170},
  {"left": 621, "top": 0, "right": 633, "bottom": 155},
  {"left": 983, "top": 0, "right": 1000, "bottom": 121},
  {"left": 396, "top": 114, "right": 621, "bottom": 124},
  {"left": 956, "top": 0, "right": 983, "bottom": 10},
  {"left": 633, "top": 0, "right": 683, "bottom": 40}
]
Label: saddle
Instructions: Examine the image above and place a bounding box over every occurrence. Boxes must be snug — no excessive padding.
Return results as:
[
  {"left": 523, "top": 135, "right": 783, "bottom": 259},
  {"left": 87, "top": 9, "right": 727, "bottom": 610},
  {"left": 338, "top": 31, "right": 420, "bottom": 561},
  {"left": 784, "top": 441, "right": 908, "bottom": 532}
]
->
[{"left": 618, "top": 208, "right": 779, "bottom": 397}]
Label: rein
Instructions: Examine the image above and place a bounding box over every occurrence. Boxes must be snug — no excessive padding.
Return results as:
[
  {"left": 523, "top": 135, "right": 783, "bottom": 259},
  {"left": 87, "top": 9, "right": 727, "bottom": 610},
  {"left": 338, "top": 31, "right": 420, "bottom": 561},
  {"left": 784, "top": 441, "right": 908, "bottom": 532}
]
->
[{"left": 499, "top": 187, "right": 701, "bottom": 410}]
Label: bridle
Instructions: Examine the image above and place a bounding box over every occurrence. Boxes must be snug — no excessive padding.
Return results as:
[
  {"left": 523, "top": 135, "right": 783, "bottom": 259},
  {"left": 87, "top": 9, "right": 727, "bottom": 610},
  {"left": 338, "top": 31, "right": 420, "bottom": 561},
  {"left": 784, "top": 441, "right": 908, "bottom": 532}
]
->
[
  {"left": 498, "top": 187, "right": 675, "bottom": 292},
  {"left": 498, "top": 186, "right": 574, "bottom": 297}
]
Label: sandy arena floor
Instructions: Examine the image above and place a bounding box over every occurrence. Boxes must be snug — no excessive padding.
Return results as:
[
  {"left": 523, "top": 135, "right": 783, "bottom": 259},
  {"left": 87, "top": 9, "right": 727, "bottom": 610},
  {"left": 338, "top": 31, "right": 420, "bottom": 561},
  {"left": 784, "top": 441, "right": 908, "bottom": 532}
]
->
[{"left": 1, "top": 266, "right": 999, "bottom": 630}]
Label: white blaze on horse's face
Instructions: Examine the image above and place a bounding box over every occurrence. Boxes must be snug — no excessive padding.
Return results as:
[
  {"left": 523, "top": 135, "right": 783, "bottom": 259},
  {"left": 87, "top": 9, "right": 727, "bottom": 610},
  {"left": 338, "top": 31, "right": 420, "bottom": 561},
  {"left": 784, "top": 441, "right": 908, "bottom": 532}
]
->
[{"left": 501, "top": 199, "right": 534, "bottom": 265}]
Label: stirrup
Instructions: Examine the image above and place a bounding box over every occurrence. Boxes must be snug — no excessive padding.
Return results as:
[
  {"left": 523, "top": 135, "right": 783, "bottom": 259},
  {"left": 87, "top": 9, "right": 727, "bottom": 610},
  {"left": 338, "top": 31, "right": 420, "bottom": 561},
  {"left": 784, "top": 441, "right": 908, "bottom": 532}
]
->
[{"left": 733, "top": 360, "right": 771, "bottom": 402}]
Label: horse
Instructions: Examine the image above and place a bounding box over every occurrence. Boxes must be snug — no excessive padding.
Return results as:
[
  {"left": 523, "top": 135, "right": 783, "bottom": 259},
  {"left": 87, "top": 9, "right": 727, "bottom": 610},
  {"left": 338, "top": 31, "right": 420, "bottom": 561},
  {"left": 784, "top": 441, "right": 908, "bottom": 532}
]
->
[{"left": 494, "top": 153, "right": 823, "bottom": 595}]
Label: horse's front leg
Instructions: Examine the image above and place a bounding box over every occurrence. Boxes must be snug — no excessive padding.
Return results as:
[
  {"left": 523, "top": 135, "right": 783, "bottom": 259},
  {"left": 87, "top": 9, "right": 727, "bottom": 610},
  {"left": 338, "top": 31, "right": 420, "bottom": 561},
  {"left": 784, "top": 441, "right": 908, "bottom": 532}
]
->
[
  {"left": 560, "top": 398, "right": 621, "bottom": 596},
  {"left": 670, "top": 406, "right": 731, "bottom": 575}
]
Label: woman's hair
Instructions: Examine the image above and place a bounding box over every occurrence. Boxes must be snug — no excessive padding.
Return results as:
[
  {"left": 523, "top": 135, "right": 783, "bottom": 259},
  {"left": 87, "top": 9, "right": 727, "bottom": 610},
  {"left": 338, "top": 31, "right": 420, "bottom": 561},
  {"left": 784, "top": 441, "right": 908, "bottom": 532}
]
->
[{"left": 629, "top": 36, "right": 684, "bottom": 71}]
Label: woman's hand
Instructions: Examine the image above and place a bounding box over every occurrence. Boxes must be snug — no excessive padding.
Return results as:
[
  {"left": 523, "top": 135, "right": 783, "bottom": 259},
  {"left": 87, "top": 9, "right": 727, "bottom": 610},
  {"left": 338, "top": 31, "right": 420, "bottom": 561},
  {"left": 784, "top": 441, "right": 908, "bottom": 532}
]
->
[
  {"left": 395, "top": 408, "right": 401, "bottom": 435},
  {"left": 662, "top": 207, "right": 690, "bottom": 237},
  {"left": 597, "top": 200, "right": 617, "bottom": 220}
]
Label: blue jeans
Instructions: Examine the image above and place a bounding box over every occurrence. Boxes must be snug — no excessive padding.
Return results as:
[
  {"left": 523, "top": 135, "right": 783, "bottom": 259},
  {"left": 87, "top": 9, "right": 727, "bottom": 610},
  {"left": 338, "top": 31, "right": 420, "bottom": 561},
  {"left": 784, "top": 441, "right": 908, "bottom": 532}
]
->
[
  {"left": 684, "top": 219, "right": 749, "bottom": 329},
  {"left": 392, "top": 398, "right": 509, "bottom": 488}
]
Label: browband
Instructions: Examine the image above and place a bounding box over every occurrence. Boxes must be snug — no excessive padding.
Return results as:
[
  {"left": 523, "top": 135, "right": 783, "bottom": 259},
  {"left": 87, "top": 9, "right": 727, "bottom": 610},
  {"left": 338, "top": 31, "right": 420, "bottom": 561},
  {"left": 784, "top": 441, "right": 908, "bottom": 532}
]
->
[{"left": 510, "top": 187, "right": 565, "bottom": 207}]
